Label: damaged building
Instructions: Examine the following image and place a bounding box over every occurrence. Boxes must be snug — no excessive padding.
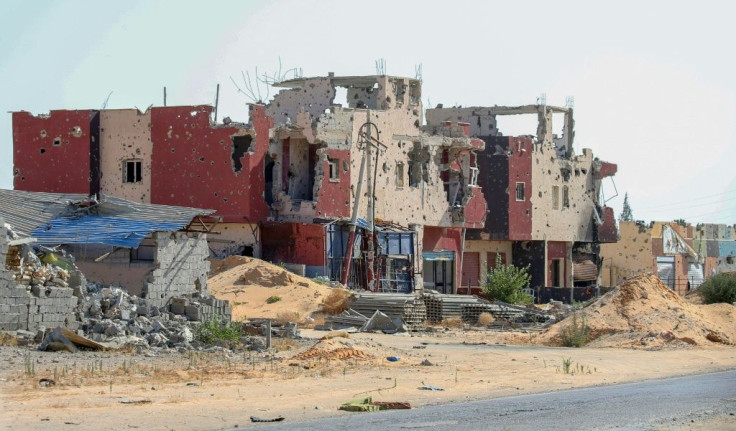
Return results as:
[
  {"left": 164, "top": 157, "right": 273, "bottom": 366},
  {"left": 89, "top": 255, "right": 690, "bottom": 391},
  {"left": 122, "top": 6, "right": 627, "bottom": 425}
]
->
[
  {"left": 0, "top": 189, "right": 229, "bottom": 331},
  {"left": 11, "top": 72, "right": 618, "bottom": 299},
  {"left": 426, "top": 105, "right": 618, "bottom": 299},
  {"left": 601, "top": 221, "right": 735, "bottom": 294}
]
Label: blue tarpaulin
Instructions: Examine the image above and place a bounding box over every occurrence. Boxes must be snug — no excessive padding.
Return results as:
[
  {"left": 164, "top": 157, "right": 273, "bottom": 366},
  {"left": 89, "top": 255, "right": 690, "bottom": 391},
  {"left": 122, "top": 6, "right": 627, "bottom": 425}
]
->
[{"left": 31, "top": 216, "right": 192, "bottom": 248}]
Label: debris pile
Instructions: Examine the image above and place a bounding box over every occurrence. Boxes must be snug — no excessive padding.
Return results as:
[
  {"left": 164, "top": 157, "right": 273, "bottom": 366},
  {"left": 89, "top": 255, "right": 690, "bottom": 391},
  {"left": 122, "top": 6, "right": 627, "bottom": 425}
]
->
[
  {"left": 1, "top": 221, "right": 235, "bottom": 352},
  {"left": 290, "top": 336, "right": 373, "bottom": 362},
  {"left": 539, "top": 274, "right": 736, "bottom": 348}
]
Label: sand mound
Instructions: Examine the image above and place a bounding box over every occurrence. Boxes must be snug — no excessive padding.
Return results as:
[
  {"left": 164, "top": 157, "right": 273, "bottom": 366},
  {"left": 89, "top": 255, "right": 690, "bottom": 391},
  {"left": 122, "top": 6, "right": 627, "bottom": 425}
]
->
[
  {"left": 538, "top": 274, "right": 736, "bottom": 348},
  {"left": 208, "top": 256, "right": 333, "bottom": 321}
]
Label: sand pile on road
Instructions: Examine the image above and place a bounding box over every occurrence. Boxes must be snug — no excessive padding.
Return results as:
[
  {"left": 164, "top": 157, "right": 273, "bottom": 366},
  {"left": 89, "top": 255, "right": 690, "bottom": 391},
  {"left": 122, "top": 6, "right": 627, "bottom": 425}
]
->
[
  {"left": 208, "top": 256, "right": 334, "bottom": 321},
  {"left": 539, "top": 274, "right": 736, "bottom": 348}
]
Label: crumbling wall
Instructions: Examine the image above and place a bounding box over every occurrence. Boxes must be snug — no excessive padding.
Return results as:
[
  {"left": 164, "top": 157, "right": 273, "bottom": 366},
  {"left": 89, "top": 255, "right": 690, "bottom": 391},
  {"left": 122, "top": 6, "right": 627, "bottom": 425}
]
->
[
  {"left": 209, "top": 223, "right": 260, "bottom": 258},
  {"left": 150, "top": 105, "right": 271, "bottom": 223},
  {"left": 13, "top": 110, "right": 100, "bottom": 195},
  {"left": 99, "top": 109, "right": 153, "bottom": 203},
  {"left": 530, "top": 147, "right": 599, "bottom": 242},
  {"left": 260, "top": 222, "right": 326, "bottom": 270},
  {"left": 0, "top": 220, "right": 80, "bottom": 331},
  {"left": 143, "top": 232, "right": 210, "bottom": 308},
  {"left": 695, "top": 223, "right": 736, "bottom": 275},
  {"left": 600, "top": 221, "right": 655, "bottom": 286},
  {"left": 267, "top": 77, "right": 335, "bottom": 125},
  {"left": 425, "top": 107, "right": 499, "bottom": 137}
]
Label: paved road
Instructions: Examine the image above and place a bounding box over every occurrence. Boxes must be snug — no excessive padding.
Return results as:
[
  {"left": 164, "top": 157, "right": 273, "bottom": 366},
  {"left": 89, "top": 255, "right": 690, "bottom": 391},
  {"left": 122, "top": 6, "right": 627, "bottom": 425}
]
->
[{"left": 238, "top": 370, "right": 736, "bottom": 430}]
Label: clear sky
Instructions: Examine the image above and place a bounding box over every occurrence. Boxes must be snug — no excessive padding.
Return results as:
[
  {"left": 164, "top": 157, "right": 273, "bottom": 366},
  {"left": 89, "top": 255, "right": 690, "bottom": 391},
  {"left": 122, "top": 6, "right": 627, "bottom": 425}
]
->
[{"left": 1, "top": 0, "right": 734, "bottom": 225}]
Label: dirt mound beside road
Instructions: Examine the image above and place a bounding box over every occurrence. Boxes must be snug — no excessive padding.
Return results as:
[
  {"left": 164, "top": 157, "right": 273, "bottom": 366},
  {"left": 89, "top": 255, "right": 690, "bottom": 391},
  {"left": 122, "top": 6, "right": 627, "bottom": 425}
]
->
[
  {"left": 539, "top": 274, "right": 736, "bottom": 348},
  {"left": 208, "top": 256, "right": 334, "bottom": 321}
]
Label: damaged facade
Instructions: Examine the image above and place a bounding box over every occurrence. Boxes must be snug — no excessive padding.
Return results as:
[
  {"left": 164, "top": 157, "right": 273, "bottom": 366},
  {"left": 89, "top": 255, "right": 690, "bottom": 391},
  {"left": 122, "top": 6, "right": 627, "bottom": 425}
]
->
[
  {"left": 11, "top": 73, "right": 618, "bottom": 299},
  {"left": 601, "top": 221, "right": 735, "bottom": 294},
  {"left": 0, "top": 189, "right": 229, "bottom": 331},
  {"left": 426, "top": 105, "right": 618, "bottom": 298}
]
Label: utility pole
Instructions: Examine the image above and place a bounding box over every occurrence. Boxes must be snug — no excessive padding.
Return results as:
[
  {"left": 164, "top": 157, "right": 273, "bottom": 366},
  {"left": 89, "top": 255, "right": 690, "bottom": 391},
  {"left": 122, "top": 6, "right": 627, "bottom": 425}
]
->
[{"left": 340, "top": 121, "right": 385, "bottom": 288}]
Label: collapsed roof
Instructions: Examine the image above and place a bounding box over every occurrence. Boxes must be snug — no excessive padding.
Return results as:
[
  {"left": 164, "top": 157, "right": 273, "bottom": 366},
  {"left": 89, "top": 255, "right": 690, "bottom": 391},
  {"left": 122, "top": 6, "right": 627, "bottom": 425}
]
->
[{"left": 0, "top": 189, "right": 214, "bottom": 248}]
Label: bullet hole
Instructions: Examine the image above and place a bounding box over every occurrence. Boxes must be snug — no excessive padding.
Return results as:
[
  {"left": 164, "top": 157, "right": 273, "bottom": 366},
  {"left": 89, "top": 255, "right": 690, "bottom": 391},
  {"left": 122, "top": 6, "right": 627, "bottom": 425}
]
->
[
  {"left": 53, "top": 138, "right": 61, "bottom": 146},
  {"left": 39, "top": 148, "right": 46, "bottom": 154},
  {"left": 199, "top": 157, "right": 205, "bottom": 162},
  {"left": 70, "top": 126, "right": 83, "bottom": 137},
  {"left": 190, "top": 111, "right": 198, "bottom": 117},
  {"left": 40, "top": 130, "right": 47, "bottom": 138},
  {"left": 170, "top": 148, "right": 175, "bottom": 153}
]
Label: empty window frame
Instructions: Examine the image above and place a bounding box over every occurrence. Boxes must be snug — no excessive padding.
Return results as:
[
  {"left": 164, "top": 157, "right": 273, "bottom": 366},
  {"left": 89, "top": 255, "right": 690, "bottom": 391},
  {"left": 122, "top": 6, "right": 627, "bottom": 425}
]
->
[
  {"left": 328, "top": 158, "right": 339, "bottom": 181},
  {"left": 396, "top": 162, "right": 405, "bottom": 188},
  {"left": 515, "top": 182, "right": 525, "bottom": 201},
  {"left": 469, "top": 167, "right": 479, "bottom": 186},
  {"left": 552, "top": 185, "right": 560, "bottom": 209},
  {"left": 123, "top": 160, "right": 142, "bottom": 183},
  {"left": 562, "top": 185, "right": 570, "bottom": 208}
]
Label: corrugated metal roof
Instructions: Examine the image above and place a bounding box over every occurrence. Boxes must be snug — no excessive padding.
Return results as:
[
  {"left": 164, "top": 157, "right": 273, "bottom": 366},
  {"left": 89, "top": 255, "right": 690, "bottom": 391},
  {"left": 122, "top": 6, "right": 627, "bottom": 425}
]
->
[{"left": 0, "top": 189, "right": 214, "bottom": 248}]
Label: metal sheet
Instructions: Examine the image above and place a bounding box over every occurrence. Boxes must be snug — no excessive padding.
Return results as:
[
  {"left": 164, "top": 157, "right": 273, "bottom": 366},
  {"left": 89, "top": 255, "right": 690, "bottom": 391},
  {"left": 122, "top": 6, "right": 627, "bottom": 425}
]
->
[{"left": 0, "top": 189, "right": 213, "bottom": 247}]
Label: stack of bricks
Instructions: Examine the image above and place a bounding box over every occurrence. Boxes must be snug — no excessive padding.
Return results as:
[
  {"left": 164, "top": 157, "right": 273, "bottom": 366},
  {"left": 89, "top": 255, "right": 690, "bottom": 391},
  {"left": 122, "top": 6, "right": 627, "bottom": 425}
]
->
[
  {"left": 143, "top": 232, "right": 211, "bottom": 308},
  {"left": 170, "top": 296, "right": 232, "bottom": 322}
]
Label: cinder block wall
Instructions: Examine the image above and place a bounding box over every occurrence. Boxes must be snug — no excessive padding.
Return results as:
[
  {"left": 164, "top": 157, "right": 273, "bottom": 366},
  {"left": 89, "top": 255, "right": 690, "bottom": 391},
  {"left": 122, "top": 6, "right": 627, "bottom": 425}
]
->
[
  {"left": 143, "top": 232, "right": 210, "bottom": 308},
  {"left": 0, "top": 218, "right": 80, "bottom": 332}
]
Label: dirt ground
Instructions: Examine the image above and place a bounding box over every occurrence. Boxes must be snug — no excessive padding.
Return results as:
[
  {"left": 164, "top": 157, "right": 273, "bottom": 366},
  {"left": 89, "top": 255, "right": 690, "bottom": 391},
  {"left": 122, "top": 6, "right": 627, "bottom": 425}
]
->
[
  {"left": 1, "top": 329, "right": 735, "bottom": 431},
  {"left": 2, "top": 265, "right": 736, "bottom": 430}
]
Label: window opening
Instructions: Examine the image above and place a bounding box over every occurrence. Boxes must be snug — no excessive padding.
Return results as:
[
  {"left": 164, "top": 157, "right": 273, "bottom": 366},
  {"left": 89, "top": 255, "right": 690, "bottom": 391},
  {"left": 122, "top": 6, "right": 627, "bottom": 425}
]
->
[
  {"left": 328, "top": 158, "right": 339, "bottom": 181},
  {"left": 552, "top": 185, "right": 560, "bottom": 209},
  {"left": 515, "top": 182, "right": 525, "bottom": 201},
  {"left": 396, "top": 162, "right": 405, "bottom": 188},
  {"left": 124, "top": 160, "right": 142, "bottom": 183},
  {"left": 469, "top": 167, "right": 479, "bottom": 186},
  {"left": 231, "top": 135, "right": 252, "bottom": 172},
  {"left": 562, "top": 186, "right": 570, "bottom": 208}
]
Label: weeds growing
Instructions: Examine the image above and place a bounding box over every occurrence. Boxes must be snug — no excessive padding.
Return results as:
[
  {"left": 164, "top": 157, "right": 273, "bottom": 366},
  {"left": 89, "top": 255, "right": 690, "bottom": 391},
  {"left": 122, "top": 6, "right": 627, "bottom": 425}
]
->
[{"left": 561, "top": 312, "right": 590, "bottom": 347}]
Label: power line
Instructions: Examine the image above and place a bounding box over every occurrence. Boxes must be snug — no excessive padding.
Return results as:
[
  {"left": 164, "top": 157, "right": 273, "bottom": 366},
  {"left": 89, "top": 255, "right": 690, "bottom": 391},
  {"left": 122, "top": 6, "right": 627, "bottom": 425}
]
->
[{"left": 635, "top": 190, "right": 736, "bottom": 211}]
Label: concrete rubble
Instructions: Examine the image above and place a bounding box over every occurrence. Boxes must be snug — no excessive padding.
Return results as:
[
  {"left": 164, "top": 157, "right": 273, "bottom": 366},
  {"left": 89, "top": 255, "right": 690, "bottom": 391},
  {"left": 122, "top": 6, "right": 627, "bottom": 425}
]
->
[{"left": 0, "top": 219, "right": 273, "bottom": 353}]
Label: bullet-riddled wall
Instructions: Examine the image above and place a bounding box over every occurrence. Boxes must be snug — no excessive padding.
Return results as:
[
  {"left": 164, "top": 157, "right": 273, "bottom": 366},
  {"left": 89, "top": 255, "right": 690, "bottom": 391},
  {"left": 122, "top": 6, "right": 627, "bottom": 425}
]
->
[{"left": 99, "top": 109, "right": 153, "bottom": 203}]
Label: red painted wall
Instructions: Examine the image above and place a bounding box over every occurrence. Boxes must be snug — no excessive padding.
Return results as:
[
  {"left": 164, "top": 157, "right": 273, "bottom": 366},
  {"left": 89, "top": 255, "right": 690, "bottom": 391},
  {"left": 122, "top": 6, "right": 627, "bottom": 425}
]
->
[
  {"left": 150, "top": 105, "right": 272, "bottom": 223},
  {"left": 261, "top": 222, "right": 325, "bottom": 267},
  {"left": 508, "top": 137, "right": 532, "bottom": 240},
  {"left": 315, "top": 149, "right": 351, "bottom": 218},
  {"left": 463, "top": 187, "right": 487, "bottom": 228},
  {"left": 595, "top": 162, "right": 618, "bottom": 179},
  {"left": 423, "top": 226, "right": 463, "bottom": 293},
  {"left": 13, "top": 110, "right": 98, "bottom": 194},
  {"left": 547, "top": 241, "right": 567, "bottom": 287},
  {"left": 598, "top": 207, "right": 618, "bottom": 243}
]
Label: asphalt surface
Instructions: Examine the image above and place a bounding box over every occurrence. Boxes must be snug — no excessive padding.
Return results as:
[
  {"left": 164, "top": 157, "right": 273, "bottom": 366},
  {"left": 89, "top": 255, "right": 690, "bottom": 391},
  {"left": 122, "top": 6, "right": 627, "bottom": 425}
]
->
[{"left": 236, "top": 369, "right": 736, "bottom": 430}]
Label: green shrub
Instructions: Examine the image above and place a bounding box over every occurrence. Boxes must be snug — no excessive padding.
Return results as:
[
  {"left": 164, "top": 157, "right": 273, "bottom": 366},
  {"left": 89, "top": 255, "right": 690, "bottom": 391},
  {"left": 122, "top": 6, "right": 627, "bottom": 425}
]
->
[
  {"left": 561, "top": 312, "right": 590, "bottom": 347},
  {"left": 482, "top": 254, "right": 533, "bottom": 305},
  {"left": 266, "top": 295, "right": 281, "bottom": 304},
  {"left": 194, "top": 317, "right": 243, "bottom": 345},
  {"left": 698, "top": 273, "right": 736, "bottom": 304}
]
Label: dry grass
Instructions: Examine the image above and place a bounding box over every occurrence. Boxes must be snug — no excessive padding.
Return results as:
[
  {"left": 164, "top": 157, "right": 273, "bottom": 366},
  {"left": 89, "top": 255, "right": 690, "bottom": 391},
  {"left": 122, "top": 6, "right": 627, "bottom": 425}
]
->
[
  {"left": 275, "top": 311, "right": 301, "bottom": 325},
  {"left": 476, "top": 312, "right": 495, "bottom": 325},
  {"left": 0, "top": 332, "right": 19, "bottom": 346},
  {"left": 321, "top": 289, "right": 350, "bottom": 315},
  {"left": 441, "top": 317, "right": 465, "bottom": 328}
]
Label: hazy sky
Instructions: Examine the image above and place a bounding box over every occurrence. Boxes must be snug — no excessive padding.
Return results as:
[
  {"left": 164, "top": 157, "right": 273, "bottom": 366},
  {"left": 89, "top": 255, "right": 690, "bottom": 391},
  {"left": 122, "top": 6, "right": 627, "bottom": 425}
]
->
[{"left": 1, "top": 0, "right": 734, "bottom": 225}]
